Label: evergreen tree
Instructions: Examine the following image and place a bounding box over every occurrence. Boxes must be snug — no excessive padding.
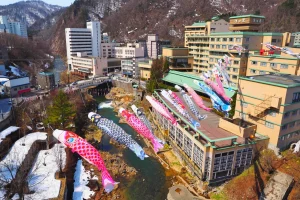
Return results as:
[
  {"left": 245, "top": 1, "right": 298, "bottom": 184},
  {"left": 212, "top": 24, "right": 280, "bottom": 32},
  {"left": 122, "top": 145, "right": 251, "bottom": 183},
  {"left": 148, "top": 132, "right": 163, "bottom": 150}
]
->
[{"left": 46, "top": 90, "right": 76, "bottom": 129}]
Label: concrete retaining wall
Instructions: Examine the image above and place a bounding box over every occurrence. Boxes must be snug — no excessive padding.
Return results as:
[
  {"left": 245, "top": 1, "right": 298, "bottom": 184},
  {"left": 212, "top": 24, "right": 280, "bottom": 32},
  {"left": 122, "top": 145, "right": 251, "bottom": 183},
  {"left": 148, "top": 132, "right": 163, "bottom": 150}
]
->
[{"left": 112, "top": 80, "right": 133, "bottom": 93}]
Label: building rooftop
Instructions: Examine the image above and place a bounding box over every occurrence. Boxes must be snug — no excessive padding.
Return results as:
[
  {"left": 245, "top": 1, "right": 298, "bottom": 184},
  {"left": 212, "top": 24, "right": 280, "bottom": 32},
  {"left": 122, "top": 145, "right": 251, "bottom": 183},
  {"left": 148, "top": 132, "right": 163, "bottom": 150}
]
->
[
  {"left": 190, "top": 22, "right": 206, "bottom": 27},
  {"left": 155, "top": 90, "right": 266, "bottom": 148},
  {"left": 229, "top": 15, "right": 266, "bottom": 19},
  {"left": 240, "top": 74, "right": 300, "bottom": 88},
  {"left": 210, "top": 32, "right": 282, "bottom": 36},
  {"left": 162, "top": 70, "right": 236, "bottom": 98}
]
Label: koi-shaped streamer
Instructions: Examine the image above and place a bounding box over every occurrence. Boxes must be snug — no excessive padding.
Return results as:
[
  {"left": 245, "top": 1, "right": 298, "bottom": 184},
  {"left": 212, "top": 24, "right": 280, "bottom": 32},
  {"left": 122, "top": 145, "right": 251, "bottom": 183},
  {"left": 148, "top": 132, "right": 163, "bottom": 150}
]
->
[
  {"left": 200, "top": 76, "right": 231, "bottom": 103},
  {"left": 182, "top": 84, "right": 212, "bottom": 112},
  {"left": 194, "top": 80, "right": 231, "bottom": 113},
  {"left": 175, "top": 85, "right": 207, "bottom": 120},
  {"left": 88, "top": 112, "right": 148, "bottom": 160},
  {"left": 53, "top": 130, "right": 118, "bottom": 193},
  {"left": 146, "top": 95, "right": 177, "bottom": 125},
  {"left": 131, "top": 105, "right": 164, "bottom": 144},
  {"left": 229, "top": 44, "right": 245, "bottom": 55},
  {"left": 160, "top": 90, "right": 200, "bottom": 129},
  {"left": 119, "top": 108, "right": 164, "bottom": 153}
]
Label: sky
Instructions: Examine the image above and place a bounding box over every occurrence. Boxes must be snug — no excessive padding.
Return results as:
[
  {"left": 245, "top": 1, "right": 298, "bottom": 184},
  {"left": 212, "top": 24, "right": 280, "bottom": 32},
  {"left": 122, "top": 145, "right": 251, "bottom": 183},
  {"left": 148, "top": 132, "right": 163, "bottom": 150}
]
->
[{"left": 0, "top": 0, "right": 75, "bottom": 7}]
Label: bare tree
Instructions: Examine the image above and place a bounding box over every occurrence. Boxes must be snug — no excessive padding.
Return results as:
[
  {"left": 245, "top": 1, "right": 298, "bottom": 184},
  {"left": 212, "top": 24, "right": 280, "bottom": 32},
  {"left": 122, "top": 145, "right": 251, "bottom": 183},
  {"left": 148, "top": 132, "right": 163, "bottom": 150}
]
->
[{"left": 53, "top": 144, "right": 65, "bottom": 178}]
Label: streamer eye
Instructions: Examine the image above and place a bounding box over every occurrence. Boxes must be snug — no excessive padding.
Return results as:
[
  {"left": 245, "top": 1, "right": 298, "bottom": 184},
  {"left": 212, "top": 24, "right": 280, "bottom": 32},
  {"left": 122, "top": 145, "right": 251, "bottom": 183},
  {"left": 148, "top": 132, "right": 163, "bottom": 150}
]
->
[{"left": 67, "top": 137, "right": 75, "bottom": 143}]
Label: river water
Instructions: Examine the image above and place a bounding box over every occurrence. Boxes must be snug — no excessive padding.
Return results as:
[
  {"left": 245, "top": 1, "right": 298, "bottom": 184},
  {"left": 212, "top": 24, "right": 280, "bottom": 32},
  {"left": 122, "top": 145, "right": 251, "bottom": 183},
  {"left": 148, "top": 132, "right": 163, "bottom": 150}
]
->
[
  {"left": 96, "top": 97, "right": 172, "bottom": 200},
  {"left": 51, "top": 56, "right": 66, "bottom": 84}
]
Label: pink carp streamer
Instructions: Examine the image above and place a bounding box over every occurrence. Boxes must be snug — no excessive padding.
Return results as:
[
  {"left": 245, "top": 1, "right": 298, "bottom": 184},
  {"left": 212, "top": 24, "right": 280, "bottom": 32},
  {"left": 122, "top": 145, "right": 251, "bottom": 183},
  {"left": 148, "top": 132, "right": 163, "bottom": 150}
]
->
[
  {"left": 183, "top": 84, "right": 212, "bottom": 111},
  {"left": 200, "top": 76, "right": 231, "bottom": 103},
  {"left": 146, "top": 95, "right": 177, "bottom": 125},
  {"left": 168, "top": 90, "right": 186, "bottom": 109},
  {"left": 119, "top": 108, "right": 164, "bottom": 152},
  {"left": 214, "top": 74, "right": 225, "bottom": 94},
  {"left": 53, "top": 130, "right": 118, "bottom": 193}
]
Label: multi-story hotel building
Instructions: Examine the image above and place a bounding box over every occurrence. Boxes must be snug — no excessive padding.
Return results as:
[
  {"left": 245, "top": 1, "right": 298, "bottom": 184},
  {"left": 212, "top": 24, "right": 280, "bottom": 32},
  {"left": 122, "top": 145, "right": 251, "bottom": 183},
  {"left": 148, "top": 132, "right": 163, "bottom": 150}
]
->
[
  {"left": 115, "top": 43, "right": 145, "bottom": 58},
  {"left": 0, "top": 15, "right": 28, "bottom": 38},
  {"left": 235, "top": 74, "right": 300, "bottom": 150},
  {"left": 66, "top": 21, "right": 101, "bottom": 71},
  {"left": 162, "top": 47, "right": 194, "bottom": 72},
  {"left": 151, "top": 89, "right": 268, "bottom": 184},
  {"left": 185, "top": 15, "right": 293, "bottom": 87}
]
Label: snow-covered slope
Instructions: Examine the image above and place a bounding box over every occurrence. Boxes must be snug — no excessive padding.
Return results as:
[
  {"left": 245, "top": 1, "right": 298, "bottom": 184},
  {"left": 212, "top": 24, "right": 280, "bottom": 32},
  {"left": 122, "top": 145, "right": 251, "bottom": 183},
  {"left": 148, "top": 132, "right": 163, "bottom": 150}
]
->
[{"left": 0, "top": 0, "right": 63, "bottom": 27}]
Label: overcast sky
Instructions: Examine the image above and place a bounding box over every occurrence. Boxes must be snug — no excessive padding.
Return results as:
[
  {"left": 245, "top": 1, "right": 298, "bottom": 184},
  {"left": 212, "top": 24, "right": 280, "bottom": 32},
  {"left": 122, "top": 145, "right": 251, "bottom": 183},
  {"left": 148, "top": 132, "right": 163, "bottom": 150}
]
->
[{"left": 0, "top": 0, "right": 75, "bottom": 7}]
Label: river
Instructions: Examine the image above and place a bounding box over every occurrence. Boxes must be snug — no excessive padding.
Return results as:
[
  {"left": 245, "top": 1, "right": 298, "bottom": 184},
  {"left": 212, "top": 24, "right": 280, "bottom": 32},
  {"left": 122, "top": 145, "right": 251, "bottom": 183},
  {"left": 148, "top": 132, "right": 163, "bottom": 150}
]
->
[
  {"left": 95, "top": 96, "right": 172, "bottom": 200},
  {"left": 51, "top": 56, "right": 66, "bottom": 84}
]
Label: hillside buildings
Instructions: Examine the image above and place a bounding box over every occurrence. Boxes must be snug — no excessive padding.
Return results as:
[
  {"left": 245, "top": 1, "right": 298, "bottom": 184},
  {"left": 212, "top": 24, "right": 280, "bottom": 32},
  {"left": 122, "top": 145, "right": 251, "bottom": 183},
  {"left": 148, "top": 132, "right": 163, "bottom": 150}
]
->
[
  {"left": 147, "top": 34, "right": 171, "bottom": 59},
  {"left": 0, "top": 16, "right": 28, "bottom": 38}
]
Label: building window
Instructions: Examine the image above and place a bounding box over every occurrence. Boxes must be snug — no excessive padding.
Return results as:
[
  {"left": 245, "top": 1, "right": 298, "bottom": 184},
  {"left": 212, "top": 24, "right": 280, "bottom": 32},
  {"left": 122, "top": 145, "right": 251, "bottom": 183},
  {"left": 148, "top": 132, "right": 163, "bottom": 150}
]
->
[
  {"left": 260, "top": 62, "right": 267, "bottom": 66},
  {"left": 259, "top": 71, "right": 266, "bottom": 75},
  {"left": 236, "top": 38, "right": 241, "bottom": 43},
  {"left": 211, "top": 38, "right": 215, "bottom": 42},
  {"left": 282, "top": 124, "right": 287, "bottom": 130},
  {"left": 265, "top": 122, "right": 274, "bottom": 129},
  {"left": 292, "top": 92, "right": 300, "bottom": 103},
  {"left": 245, "top": 37, "right": 250, "bottom": 42},
  {"left": 251, "top": 61, "right": 257, "bottom": 65},
  {"left": 232, "top": 75, "right": 238, "bottom": 80},
  {"left": 223, "top": 38, "right": 227, "bottom": 42},
  {"left": 209, "top": 58, "right": 214, "bottom": 62},
  {"left": 270, "top": 63, "right": 277, "bottom": 68},
  {"left": 271, "top": 39, "right": 277, "bottom": 43},
  {"left": 216, "top": 45, "right": 220, "bottom": 49},
  {"left": 217, "top": 38, "right": 220, "bottom": 42},
  {"left": 233, "top": 68, "right": 238, "bottom": 73},
  {"left": 280, "top": 64, "right": 288, "bottom": 69},
  {"left": 242, "top": 102, "right": 248, "bottom": 108},
  {"left": 250, "top": 69, "right": 256, "bottom": 74},
  {"left": 284, "top": 112, "right": 290, "bottom": 118},
  {"left": 229, "top": 38, "right": 234, "bottom": 42},
  {"left": 233, "top": 61, "right": 239, "bottom": 65},
  {"left": 222, "top": 45, "right": 226, "bottom": 49},
  {"left": 290, "top": 122, "right": 295, "bottom": 128},
  {"left": 269, "top": 111, "right": 276, "bottom": 117},
  {"left": 292, "top": 110, "right": 298, "bottom": 116},
  {"left": 211, "top": 45, "right": 215, "bottom": 48}
]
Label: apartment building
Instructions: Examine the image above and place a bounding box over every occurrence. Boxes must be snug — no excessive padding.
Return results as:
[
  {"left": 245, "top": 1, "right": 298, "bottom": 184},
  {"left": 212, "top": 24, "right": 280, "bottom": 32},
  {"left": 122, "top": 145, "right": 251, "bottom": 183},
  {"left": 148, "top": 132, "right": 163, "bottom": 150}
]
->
[
  {"left": 69, "top": 53, "right": 108, "bottom": 78},
  {"left": 162, "top": 47, "right": 193, "bottom": 71},
  {"left": 115, "top": 43, "right": 145, "bottom": 58},
  {"left": 151, "top": 89, "right": 268, "bottom": 184},
  {"left": 235, "top": 74, "right": 300, "bottom": 150},
  {"left": 65, "top": 21, "right": 101, "bottom": 71},
  {"left": 185, "top": 15, "right": 291, "bottom": 87},
  {"left": 101, "top": 42, "right": 120, "bottom": 58},
  {"left": 0, "top": 16, "right": 28, "bottom": 38},
  {"left": 121, "top": 57, "right": 145, "bottom": 78},
  {"left": 147, "top": 34, "right": 171, "bottom": 59},
  {"left": 247, "top": 52, "right": 300, "bottom": 76}
]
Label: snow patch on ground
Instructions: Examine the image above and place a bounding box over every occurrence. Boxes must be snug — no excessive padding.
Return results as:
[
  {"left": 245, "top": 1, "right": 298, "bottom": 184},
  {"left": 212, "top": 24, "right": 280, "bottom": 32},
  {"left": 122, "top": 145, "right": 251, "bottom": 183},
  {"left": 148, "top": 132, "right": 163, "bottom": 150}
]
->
[
  {"left": 0, "top": 126, "right": 19, "bottom": 144},
  {"left": 24, "top": 144, "right": 66, "bottom": 200},
  {"left": 73, "top": 159, "right": 98, "bottom": 200},
  {"left": 0, "top": 132, "right": 47, "bottom": 184}
]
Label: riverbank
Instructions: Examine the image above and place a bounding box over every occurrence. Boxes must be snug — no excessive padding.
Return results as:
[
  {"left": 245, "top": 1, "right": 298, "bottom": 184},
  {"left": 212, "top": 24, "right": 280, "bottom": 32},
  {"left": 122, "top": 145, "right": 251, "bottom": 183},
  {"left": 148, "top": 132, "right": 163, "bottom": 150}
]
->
[{"left": 104, "top": 87, "right": 208, "bottom": 199}]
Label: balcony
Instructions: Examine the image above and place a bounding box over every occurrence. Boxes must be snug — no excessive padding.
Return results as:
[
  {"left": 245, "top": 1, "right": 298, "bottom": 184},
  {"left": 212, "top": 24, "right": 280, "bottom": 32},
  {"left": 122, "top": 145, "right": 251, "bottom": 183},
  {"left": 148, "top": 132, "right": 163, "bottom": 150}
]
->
[{"left": 219, "top": 118, "right": 257, "bottom": 139}]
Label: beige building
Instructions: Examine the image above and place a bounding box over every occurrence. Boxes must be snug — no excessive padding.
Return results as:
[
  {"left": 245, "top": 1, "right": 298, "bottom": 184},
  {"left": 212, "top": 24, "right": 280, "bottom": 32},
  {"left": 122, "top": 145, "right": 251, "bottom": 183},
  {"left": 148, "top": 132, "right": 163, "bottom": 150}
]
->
[
  {"left": 235, "top": 74, "right": 300, "bottom": 150},
  {"left": 162, "top": 47, "right": 193, "bottom": 71},
  {"left": 247, "top": 53, "right": 300, "bottom": 76},
  {"left": 151, "top": 90, "right": 268, "bottom": 184},
  {"left": 184, "top": 15, "right": 292, "bottom": 87},
  {"left": 138, "top": 59, "right": 152, "bottom": 80}
]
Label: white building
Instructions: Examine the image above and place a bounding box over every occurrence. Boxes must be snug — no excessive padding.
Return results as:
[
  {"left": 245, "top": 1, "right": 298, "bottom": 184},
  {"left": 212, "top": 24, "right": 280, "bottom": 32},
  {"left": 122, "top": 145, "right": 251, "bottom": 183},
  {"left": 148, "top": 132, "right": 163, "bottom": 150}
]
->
[
  {"left": 115, "top": 43, "right": 145, "bottom": 58},
  {"left": 101, "top": 42, "right": 120, "bottom": 58},
  {"left": 65, "top": 21, "right": 101, "bottom": 71},
  {"left": 146, "top": 34, "right": 171, "bottom": 59},
  {"left": 0, "top": 77, "right": 30, "bottom": 97},
  {"left": 121, "top": 57, "right": 145, "bottom": 78},
  {"left": 69, "top": 53, "right": 108, "bottom": 78},
  {"left": 0, "top": 16, "right": 28, "bottom": 38}
]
